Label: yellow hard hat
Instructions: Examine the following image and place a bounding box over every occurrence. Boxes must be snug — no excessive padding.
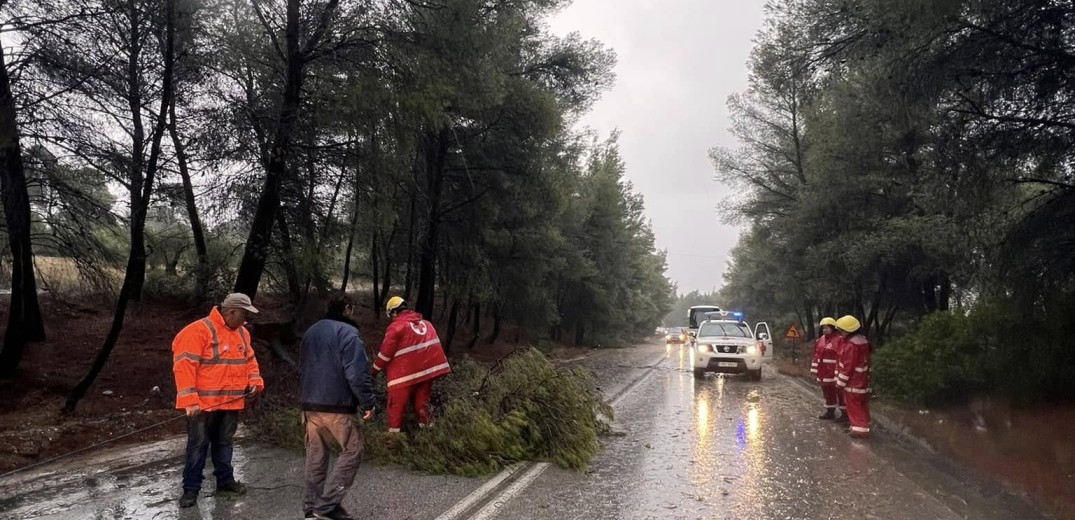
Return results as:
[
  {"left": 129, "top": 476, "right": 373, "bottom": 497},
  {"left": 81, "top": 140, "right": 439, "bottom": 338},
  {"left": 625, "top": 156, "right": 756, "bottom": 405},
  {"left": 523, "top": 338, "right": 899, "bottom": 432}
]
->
[
  {"left": 819, "top": 317, "right": 838, "bottom": 327},
  {"left": 385, "top": 296, "right": 406, "bottom": 316},
  {"left": 835, "top": 315, "right": 861, "bottom": 333}
]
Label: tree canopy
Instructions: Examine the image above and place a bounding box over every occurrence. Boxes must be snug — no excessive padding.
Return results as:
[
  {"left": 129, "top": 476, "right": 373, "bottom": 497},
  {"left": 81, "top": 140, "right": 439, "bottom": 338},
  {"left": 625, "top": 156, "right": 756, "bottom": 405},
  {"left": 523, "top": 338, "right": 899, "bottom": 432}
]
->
[
  {"left": 0, "top": 0, "right": 673, "bottom": 406},
  {"left": 716, "top": 0, "right": 1075, "bottom": 400}
]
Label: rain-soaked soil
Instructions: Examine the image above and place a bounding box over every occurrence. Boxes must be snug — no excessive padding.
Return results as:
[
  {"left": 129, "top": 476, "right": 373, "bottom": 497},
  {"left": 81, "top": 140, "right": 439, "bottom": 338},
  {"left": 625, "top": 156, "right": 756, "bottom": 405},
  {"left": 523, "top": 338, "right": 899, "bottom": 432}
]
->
[{"left": 0, "top": 295, "right": 572, "bottom": 475}]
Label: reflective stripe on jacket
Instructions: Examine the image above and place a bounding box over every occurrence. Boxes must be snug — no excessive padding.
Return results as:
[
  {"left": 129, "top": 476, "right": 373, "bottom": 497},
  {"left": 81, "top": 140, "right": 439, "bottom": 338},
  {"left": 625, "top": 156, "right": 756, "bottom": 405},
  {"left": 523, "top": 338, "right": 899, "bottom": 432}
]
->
[
  {"left": 836, "top": 334, "right": 870, "bottom": 394},
  {"left": 372, "top": 310, "right": 451, "bottom": 389},
  {"left": 811, "top": 333, "right": 841, "bottom": 384},
  {"left": 172, "top": 307, "right": 264, "bottom": 410}
]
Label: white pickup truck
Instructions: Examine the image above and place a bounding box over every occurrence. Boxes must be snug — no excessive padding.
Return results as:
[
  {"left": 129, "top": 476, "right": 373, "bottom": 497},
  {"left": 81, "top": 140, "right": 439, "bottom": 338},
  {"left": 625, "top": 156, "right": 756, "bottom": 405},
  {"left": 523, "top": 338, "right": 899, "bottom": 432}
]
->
[{"left": 692, "top": 319, "right": 773, "bottom": 380}]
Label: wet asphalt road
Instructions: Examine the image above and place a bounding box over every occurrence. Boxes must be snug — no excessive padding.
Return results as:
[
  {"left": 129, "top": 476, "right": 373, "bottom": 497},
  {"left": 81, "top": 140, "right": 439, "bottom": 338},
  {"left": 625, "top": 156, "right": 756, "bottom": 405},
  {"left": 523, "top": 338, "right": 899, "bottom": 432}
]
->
[
  {"left": 488, "top": 343, "right": 1048, "bottom": 520},
  {"left": 0, "top": 341, "right": 1050, "bottom": 520}
]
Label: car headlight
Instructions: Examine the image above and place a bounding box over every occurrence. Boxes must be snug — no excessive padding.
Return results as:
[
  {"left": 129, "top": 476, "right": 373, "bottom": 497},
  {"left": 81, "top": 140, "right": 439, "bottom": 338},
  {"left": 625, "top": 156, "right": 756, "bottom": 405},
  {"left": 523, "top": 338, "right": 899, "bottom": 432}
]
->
[{"left": 746, "top": 344, "right": 757, "bottom": 355}]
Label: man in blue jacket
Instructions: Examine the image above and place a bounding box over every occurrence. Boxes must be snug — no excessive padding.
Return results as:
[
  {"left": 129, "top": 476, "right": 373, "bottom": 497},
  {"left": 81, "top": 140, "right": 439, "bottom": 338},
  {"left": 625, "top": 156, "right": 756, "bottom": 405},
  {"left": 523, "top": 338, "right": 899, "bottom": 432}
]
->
[{"left": 300, "top": 293, "right": 376, "bottom": 520}]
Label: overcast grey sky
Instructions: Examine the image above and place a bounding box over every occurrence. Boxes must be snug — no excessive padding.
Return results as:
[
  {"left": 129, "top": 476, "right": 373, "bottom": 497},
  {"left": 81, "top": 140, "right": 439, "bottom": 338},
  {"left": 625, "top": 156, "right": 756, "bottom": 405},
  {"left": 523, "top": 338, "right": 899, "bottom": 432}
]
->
[{"left": 549, "top": 1, "right": 766, "bottom": 294}]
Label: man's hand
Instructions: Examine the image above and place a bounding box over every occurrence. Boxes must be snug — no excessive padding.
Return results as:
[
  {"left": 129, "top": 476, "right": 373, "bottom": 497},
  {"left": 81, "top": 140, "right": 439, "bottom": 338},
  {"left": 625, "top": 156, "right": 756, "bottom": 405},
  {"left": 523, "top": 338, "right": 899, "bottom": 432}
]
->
[
  {"left": 185, "top": 405, "right": 201, "bottom": 417},
  {"left": 369, "top": 367, "right": 378, "bottom": 377},
  {"left": 247, "top": 385, "right": 261, "bottom": 396},
  {"left": 362, "top": 407, "right": 376, "bottom": 421}
]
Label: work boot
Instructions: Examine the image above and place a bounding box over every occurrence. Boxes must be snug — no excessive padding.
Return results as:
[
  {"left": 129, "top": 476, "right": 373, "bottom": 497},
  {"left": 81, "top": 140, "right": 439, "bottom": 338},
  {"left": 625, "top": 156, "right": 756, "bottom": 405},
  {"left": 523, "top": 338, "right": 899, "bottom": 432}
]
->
[
  {"left": 818, "top": 409, "right": 836, "bottom": 420},
  {"left": 836, "top": 412, "right": 850, "bottom": 424},
  {"left": 314, "top": 505, "right": 355, "bottom": 520},
  {"left": 179, "top": 490, "right": 199, "bottom": 508},
  {"left": 216, "top": 481, "right": 247, "bottom": 495},
  {"left": 848, "top": 431, "right": 870, "bottom": 439}
]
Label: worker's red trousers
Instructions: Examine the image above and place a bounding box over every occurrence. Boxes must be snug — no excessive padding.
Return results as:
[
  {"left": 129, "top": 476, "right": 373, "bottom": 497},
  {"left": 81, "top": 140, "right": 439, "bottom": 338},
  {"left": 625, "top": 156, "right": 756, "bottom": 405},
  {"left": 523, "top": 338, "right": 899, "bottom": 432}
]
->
[
  {"left": 386, "top": 380, "right": 433, "bottom": 432},
  {"left": 821, "top": 384, "right": 844, "bottom": 410},
  {"left": 844, "top": 390, "right": 870, "bottom": 434}
]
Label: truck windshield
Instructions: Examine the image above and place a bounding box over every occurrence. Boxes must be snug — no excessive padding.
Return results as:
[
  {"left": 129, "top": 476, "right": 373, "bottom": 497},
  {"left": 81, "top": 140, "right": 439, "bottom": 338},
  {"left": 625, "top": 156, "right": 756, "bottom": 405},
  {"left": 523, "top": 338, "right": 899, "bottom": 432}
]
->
[{"left": 697, "top": 322, "right": 751, "bottom": 338}]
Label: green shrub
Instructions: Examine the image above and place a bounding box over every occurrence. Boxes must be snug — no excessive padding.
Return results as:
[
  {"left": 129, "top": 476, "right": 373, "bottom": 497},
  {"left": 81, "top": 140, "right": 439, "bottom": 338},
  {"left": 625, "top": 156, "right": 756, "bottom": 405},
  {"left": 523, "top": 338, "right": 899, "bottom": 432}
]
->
[
  {"left": 249, "top": 348, "right": 613, "bottom": 477},
  {"left": 143, "top": 269, "right": 194, "bottom": 300},
  {"left": 873, "top": 311, "right": 986, "bottom": 405}
]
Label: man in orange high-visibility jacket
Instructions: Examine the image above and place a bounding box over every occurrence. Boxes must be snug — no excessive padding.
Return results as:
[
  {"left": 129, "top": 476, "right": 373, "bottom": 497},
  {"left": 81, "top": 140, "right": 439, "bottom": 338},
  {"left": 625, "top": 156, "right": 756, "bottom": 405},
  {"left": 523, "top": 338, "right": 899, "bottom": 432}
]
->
[
  {"left": 372, "top": 297, "right": 451, "bottom": 433},
  {"left": 172, "top": 293, "right": 264, "bottom": 508}
]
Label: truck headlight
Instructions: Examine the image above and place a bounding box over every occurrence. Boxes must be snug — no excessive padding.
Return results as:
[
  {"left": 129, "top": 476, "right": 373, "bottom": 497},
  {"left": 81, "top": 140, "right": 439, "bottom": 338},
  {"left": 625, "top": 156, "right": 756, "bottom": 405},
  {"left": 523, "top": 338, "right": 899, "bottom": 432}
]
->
[
  {"left": 697, "top": 344, "right": 712, "bottom": 353},
  {"left": 746, "top": 344, "right": 758, "bottom": 355}
]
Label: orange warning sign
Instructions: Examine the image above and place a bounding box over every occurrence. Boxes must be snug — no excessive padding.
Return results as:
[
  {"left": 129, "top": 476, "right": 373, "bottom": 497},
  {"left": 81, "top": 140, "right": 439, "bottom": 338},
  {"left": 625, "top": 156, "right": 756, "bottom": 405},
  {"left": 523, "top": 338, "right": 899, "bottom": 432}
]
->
[{"left": 784, "top": 323, "right": 803, "bottom": 340}]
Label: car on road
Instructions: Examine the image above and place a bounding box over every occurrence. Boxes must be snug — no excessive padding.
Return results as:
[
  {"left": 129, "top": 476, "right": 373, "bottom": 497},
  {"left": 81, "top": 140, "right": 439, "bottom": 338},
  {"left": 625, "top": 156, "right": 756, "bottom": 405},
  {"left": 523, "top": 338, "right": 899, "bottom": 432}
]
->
[
  {"left": 692, "top": 319, "right": 772, "bottom": 380},
  {"left": 665, "top": 327, "right": 689, "bottom": 344}
]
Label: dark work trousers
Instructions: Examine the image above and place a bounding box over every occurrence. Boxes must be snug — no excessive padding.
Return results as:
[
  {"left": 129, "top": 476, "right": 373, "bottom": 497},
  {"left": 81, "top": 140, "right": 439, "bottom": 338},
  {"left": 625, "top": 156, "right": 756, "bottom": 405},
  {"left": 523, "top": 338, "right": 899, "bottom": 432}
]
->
[{"left": 182, "top": 410, "right": 240, "bottom": 492}]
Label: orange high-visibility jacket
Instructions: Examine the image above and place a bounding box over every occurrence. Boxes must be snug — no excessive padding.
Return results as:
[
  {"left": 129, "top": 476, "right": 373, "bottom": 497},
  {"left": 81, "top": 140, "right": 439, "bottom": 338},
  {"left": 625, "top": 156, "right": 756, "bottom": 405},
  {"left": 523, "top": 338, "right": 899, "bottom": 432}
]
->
[
  {"left": 372, "top": 310, "right": 451, "bottom": 389},
  {"left": 172, "top": 307, "right": 264, "bottom": 411}
]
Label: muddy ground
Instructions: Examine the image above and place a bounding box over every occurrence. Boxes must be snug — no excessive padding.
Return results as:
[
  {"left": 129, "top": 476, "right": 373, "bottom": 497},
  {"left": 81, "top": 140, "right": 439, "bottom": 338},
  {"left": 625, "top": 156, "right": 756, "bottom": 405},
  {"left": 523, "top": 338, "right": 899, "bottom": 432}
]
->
[{"left": 0, "top": 293, "right": 557, "bottom": 476}]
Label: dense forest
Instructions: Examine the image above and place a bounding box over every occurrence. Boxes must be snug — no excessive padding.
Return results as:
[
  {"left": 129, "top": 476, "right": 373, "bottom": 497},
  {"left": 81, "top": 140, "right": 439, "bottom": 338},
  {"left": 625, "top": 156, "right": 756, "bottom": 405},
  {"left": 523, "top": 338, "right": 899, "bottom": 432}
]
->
[
  {"left": 715, "top": 0, "right": 1075, "bottom": 403},
  {"left": 0, "top": 0, "right": 674, "bottom": 409}
]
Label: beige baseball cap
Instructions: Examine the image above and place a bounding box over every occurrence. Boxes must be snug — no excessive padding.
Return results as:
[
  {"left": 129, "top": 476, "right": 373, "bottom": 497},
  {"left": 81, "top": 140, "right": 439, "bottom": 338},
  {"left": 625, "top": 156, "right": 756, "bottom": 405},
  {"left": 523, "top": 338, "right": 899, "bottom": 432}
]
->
[{"left": 221, "top": 293, "right": 259, "bottom": 314}]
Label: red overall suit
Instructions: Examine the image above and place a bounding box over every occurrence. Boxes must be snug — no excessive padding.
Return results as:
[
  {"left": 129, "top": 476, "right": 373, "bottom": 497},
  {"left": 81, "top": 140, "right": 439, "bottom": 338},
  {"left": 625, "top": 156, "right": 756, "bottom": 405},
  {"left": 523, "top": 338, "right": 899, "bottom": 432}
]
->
[
  {"left": 810, "top": 332, "right": 844, "bottom": 413},
  {"left": 372, "top": 310, "right": 451, "bottom": 432},
  {"left": 836, "top": 333, "right": 871, "bottom": 436}
]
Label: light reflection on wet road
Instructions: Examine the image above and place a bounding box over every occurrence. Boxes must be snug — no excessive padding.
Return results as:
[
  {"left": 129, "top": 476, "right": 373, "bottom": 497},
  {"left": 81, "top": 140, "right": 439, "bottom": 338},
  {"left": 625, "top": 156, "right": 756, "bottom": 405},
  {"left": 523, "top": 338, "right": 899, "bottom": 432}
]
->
[{"left": 489, "top": 343, "right": 1046, "bottom": 520}]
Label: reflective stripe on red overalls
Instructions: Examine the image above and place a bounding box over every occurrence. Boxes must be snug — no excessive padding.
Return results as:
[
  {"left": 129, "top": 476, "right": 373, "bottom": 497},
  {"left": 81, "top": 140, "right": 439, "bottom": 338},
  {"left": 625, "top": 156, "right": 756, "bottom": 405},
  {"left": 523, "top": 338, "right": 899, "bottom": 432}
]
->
[{"left": 836, "top": 334, "right": 871, "bottom": 434}]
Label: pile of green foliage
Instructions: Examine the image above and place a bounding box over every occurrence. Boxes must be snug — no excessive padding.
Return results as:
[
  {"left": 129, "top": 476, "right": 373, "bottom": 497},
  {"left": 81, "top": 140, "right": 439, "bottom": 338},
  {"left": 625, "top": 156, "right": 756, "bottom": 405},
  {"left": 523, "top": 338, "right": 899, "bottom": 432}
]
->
[{"left": 249, "top": 349, "right": 613, "bottom": 477}]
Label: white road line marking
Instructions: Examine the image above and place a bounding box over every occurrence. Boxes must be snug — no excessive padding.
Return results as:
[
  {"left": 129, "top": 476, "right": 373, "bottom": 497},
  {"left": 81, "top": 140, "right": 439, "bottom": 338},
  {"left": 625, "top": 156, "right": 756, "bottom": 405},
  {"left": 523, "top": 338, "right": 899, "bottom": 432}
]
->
[
  {"left": 451, "top": 351, "right": 668, "bottom": 520},
  {"left": 434, "top": 463, "right": 528, "bottom": 520},
  {"left": 467, "top": 462, "right": 552, "bottom": 520},
  {"left": 433, "top": 348, "right": 669, "bottom": 520}
]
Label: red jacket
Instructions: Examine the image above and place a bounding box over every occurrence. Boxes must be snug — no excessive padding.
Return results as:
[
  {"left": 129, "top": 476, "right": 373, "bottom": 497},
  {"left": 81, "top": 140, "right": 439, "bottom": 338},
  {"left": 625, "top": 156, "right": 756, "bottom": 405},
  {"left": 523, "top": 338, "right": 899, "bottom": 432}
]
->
[
  {"left": 810, "top": 332, "right": 841, "bottom": 385},
  {"left": 373, "top": 310, "right": 451, "bottom": 389},
  {"left": 836, "top": 333, "right": 870, "bottom": 394}
]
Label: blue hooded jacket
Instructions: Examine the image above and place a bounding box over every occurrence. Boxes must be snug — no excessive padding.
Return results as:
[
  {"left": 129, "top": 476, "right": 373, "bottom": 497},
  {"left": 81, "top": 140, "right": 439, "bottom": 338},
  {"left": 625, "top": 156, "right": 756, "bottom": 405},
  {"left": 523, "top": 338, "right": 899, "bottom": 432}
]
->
[{"left": 299, "top": 317, "right": 375, "bottom": 414}]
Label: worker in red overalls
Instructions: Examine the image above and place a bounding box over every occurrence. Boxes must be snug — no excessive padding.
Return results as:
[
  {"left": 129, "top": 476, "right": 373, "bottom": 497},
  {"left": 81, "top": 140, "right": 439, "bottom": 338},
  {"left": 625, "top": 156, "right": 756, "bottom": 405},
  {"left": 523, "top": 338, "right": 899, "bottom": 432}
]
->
[
  {"left": 835, "top": 315, "right": 871, "bottom": 439},
  {"left": 371, "top": 297, "right": 452, "bottom": 433},
  {"left": 810, "top": 317, "right": 844, "bottom": 420}
]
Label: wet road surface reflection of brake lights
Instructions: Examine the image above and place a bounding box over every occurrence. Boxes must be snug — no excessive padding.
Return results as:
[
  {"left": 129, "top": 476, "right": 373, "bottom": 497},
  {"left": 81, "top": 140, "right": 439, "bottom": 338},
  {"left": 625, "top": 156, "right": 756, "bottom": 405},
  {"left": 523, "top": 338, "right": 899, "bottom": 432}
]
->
[{"left": 696, "top": 396, "right": 710, "bottom": 443}]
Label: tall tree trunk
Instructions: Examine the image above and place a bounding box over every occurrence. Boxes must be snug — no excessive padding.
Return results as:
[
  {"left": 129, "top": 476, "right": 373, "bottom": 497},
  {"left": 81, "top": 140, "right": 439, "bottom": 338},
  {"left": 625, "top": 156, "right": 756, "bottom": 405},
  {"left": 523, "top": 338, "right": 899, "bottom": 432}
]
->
[
  {"left": 276, "top": 212, "right": 301, "bottom": 302},
  {"left": 234, "top": 0, "right": 305, "bottom": 297},
  {"left": 370, "top": 234, "right": 379, "bottom": 308},
  {"left": 125, "top": 0, "right": 148, "bottom": 302},
  {"left": 0, "top": 35, "right": 46, "bottom": 378},
  {"left": 444, "top": 299, "right": 459, "bottom": 355},
  {"left": 340, "top": 203, "right": 359, "bottom": 293},
  {"left": 415, "top": 129, "right": 449, "bottom": 317},
  {"left": 404, "top": 157, "right": 419, "bottom": 301},
  {"left": 468, "top": 302, "right": 481, "bottom": 349},
  {"left": 168, "top": 99, "right": 208, "bottom": 301},
  {"left": 376, "top": 230, "right": 394, "bottom": 311},
  {"left": 574, "top": 322, "right": 585, "bottom": 346},
  {"left": 803, "top": 303, "right": 816, "bottom": 339},
  {"left": 938, "top": 276, "right": 951, "bottom": 312},
  {"left": 489, "top": 306, "right": 503, "bottom": 344},
  {"left": 64, "top": 0, "right": 176, "bottom": 412}
]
